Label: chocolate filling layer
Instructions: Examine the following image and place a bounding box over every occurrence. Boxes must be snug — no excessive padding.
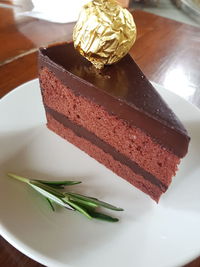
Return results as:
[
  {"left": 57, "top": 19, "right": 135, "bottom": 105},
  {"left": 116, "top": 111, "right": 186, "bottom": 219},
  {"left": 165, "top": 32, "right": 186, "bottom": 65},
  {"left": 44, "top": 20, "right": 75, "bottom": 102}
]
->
[{"left": 45, "top": 105, "right": 167, "bottom": 192}]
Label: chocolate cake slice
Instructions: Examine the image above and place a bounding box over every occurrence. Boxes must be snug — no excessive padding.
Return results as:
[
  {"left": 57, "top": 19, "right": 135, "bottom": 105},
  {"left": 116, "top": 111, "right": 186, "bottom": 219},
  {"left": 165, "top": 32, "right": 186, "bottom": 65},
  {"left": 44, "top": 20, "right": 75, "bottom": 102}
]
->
[{"left": 38, "top": 42, "right": 190, "bottom": 202}]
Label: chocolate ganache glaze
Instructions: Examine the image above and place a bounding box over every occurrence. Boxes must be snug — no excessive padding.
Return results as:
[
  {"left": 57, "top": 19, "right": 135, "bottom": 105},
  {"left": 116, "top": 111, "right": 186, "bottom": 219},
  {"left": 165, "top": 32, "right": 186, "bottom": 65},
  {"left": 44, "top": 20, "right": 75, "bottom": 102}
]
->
[{"left": 39, "top": 42, "right": 190, "bottom": 157}]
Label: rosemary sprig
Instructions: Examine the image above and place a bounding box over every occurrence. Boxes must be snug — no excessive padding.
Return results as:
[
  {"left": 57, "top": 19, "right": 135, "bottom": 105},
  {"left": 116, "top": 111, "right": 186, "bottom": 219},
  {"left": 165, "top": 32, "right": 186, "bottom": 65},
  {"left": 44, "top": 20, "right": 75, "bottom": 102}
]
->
[
  {"left": 8, "top": 173, "right": 123, "bottom": 222},
  {"left": 46, "top": 198, "right": 55, "bottom": 211},
  {"left": 66, "top": 192, "right": 123, "bottom": 211}
]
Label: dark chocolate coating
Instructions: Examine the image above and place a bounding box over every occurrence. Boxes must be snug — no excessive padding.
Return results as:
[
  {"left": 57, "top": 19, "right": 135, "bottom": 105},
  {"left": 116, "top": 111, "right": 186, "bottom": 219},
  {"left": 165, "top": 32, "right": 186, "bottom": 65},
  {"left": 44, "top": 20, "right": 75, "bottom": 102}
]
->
[{"left": 39, "top": 43, "right": 190, "bottom": 157}]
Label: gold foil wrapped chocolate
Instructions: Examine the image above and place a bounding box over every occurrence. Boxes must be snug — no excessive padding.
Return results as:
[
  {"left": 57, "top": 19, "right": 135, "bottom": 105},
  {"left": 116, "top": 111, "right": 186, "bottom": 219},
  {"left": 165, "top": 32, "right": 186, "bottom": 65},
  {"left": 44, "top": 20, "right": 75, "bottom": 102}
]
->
[{"left": 73, "top": 0, "right": 137, "bottom": 69}]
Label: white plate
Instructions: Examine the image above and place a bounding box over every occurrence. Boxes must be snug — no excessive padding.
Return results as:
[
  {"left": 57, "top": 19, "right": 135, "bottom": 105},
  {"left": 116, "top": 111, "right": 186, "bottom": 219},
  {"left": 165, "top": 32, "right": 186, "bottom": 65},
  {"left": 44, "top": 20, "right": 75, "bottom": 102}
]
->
[{"left": 0, "top": 79, "right": 200, "bottom": 267}]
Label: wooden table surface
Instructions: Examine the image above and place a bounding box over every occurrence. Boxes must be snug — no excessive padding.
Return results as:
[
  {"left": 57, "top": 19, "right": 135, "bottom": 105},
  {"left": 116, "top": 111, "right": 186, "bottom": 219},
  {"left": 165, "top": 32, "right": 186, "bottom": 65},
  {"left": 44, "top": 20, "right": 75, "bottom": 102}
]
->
[{"left": 0, "top": 1, "right": 200, "bottom": 267}]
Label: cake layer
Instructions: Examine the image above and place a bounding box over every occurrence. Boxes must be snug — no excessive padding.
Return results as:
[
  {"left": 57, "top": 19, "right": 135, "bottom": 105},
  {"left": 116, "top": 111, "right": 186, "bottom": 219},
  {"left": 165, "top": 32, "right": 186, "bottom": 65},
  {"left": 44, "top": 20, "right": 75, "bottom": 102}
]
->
[
  {"left": 46, "top": 111, "right": 164, "bottom": 202},
  {"left": 40, "top": 68, "right": 180, "bottom": 186},
  {"left": 39, "top": 43, "right": 190, "bottom": 158}
]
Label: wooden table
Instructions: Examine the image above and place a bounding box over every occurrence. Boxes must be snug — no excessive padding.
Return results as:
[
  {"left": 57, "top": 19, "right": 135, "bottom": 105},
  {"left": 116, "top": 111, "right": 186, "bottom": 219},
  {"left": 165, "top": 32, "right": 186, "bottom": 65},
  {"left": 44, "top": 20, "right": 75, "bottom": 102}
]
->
[{"left": 0, "top": 2, "right": 200, "bottom": 267}]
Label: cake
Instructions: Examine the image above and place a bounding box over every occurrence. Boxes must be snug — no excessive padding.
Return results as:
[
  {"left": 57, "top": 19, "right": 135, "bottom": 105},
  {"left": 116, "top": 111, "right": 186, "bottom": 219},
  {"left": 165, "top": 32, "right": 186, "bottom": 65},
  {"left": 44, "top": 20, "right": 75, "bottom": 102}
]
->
[{"left": 38, "top": 42, "right": 190, "bottom": 202}]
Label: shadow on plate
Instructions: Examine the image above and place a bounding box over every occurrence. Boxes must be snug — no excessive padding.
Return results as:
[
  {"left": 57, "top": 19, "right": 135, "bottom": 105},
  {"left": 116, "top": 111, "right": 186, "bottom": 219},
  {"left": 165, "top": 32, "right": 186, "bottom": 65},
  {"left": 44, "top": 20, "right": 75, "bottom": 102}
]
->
[{"left": 160, "top": 119, "right": 200, "bottom": 212}]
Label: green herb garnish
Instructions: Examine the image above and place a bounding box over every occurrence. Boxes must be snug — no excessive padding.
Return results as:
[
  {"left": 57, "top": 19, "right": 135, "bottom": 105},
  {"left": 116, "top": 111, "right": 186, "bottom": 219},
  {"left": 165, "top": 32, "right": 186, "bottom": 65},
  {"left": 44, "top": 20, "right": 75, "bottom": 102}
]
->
[{"left": 8, "top": 173, "right": 123, "bottom": 222}]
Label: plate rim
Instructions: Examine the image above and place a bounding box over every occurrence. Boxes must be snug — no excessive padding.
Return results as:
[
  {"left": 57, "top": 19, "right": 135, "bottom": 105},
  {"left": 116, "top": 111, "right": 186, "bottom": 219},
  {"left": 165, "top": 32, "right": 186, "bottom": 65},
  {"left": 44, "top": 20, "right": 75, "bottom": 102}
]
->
[{"left": 1, "top": 78, "right": 200, "bottom": 115}]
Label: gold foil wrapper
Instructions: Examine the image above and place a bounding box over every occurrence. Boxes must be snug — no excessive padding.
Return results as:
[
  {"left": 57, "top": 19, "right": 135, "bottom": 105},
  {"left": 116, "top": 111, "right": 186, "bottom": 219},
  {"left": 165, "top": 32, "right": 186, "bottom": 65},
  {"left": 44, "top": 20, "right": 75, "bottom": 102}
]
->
[{"left": 73, "top": 0, "right": 137, "bottom": 69}]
